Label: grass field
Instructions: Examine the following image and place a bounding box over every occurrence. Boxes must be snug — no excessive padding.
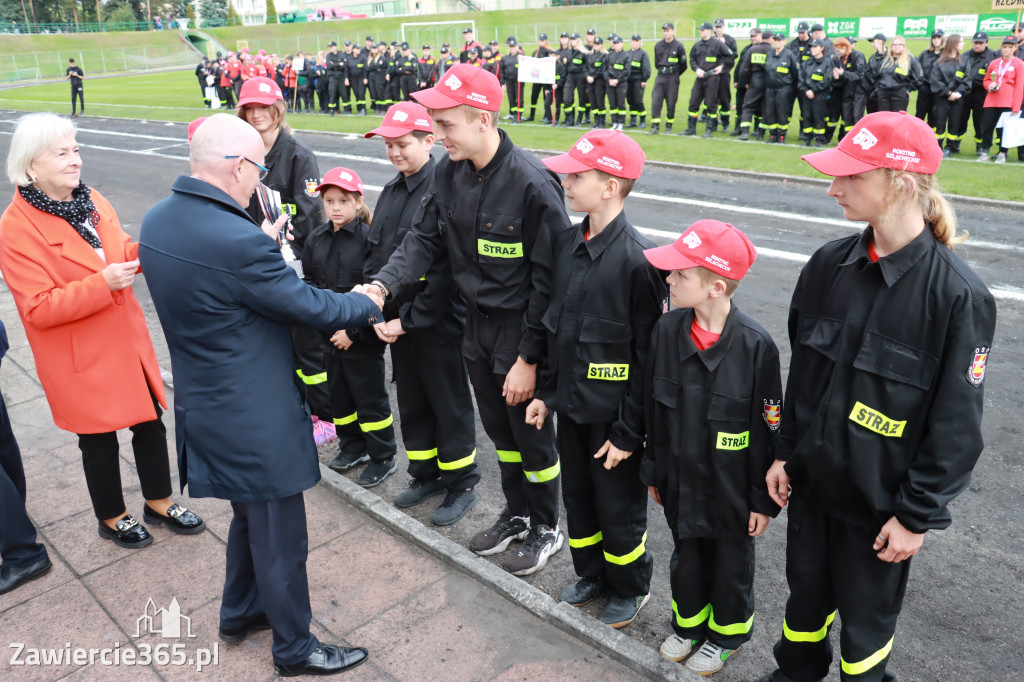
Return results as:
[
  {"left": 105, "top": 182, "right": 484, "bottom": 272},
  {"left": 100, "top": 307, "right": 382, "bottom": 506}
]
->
[{"left": 2, "top": 70, "right": 1021, "bottom": 202}]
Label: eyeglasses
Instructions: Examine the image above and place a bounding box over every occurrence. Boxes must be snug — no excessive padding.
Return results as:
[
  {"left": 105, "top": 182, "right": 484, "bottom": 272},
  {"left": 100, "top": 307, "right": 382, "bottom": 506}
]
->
[{"left": 224, "top": 155, "right": 269, "bottom": 180}]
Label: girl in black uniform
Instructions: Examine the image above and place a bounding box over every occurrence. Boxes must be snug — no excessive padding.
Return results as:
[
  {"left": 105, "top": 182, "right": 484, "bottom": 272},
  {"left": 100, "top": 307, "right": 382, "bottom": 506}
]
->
[
  {"left": 929, "top": 34, "right": 969, "bottom": 157},
  {"left": 874, "top": 36, "right": 923, "bottom": 112}
]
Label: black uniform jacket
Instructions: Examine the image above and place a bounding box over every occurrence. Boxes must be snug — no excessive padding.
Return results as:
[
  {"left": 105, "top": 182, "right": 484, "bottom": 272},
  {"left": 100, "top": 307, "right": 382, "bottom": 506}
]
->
[
  {"left": 779, "top": 228, "right": 996, "bottom": 534},
  {"left": 367, "top": 157, "right": 463, "bottom": 344},
  {"left": 537, "top": 213, "right": 666, "bottom": 451},
  {"left": 654, "top": 38, "right": 688, "bottom": 76},
  {"left": 627, "top": 48, "right": 652, "bottom": 81},
  {"left": 690, "top": 38, "right": 734, "bottom": 74},
  {"left": 326, "top": 50, "right": 346, "bottom": 78},
  {"left": 799, "top": 55, "right": 833, "bottom": 94},
  {"left": 585, "top": 50, "right": 606, "bottom": 81},
  {"left": 765, "top": 48, "right": 799, "bottom": 89},
  {"left": 739, "top": 42, "right": 773, "bottom": 83},
  {"left": 929, "top": 56, "right": 971, "bottom": 99},
  {"left": 641, "top": 306, "right": 783, "bottom": 539},
  {"left": 965, "top": 47, "right": 999, "bottom": 90},
  {"left": 499, "top": 52, "right": 520, "bottom": 84},
  {"left": 605, "top": 49, "right": 632, "bottom": 82},
  {"left": 874, "top": 55, "right": 923, "bottom": 91},
  {"left": 918, "top": 49, "right": 940, "bottom": 91},
  {"left": 834, "top": 49, "right": 868, "bottom": 97},
  {"left": 566, "top": 48, "right": 587, "bottom": 74},
  {"left": 374, "top": 130, "right": 570, "bottom": 368}
]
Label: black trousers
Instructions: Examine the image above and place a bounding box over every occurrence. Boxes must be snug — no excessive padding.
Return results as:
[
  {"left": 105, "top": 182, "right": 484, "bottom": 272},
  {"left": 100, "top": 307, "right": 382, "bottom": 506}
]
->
[
  {"left": 292, "top": 326, "right": 330, "bottom": 421},
  {"left": 763, "top": 86, "right": 794, "bottom": 134},
  {"left": 326, "top": 346, "right": 395, "bottom": 463},
  {"left": 826, "top": 88, "right": 844, "bottom": 135},
  {"left": 391, "top": 335, "right": 479, "bottom": 491},
  {"left": 316, "top": 83, "right": 329, "bottom": 112},
  {"left": 960, "top": 86, "right": 988, "bottom": 145},
  {"left": 505, "top": 81, "right": 523, "bottom": 118},
  {"left": 688, "top": 74, "right": 720, "bottom": 123},
  {"left": 218, "top": 84, "right": 235, "bottom": 109},
  {"left": 801, "top": 93, "right": 829, "bottom": 141},
  {"left": 607, "top": 81, "right": 628, "bottom": 123},
  {"left": 562, "top": 72, "right": 587, "bottom": 115},
  {"left": 980, "top": 106, "right": 1012, "bottom": 154},
  {"left": 842, "top": 89, "right": 868, "bottom": 132},
  {"left": 772, "top": 501, "right": 909, "bottom": 682},
  {"left": 670, "top": 535, "right": 756, "bottom": 650},
  {"left": 232, "top": 78, "right": 243, "bottom": 99},
  {"left": 462, "top": 312, "right": 558, "bottom": 527},
  {"left": 399, "top": 74, "right": 418, "bottom": 101},
  {"left": 915, "top": 87, "right": 934, "bottom": 126},
  {"left": 387, "top": 78, "right": 401, "bottom": 107},
  {"left": 587, "top": 79, "right": 606, "bottom": 121},
  {"left": 528, "top": 83, "right": 552, "bottom": 120},
  {"left": 351, "top": 80, "right": 368, "bottom": 112},
  {"left": 932, "top": 97, "right": 964, "bottom": 149},
  {"left": 368, "top": 75, "right": 386, "bottom": 110},
  {"left": 197, "top": 77, "right": 209, "bottom": 105},
  {"left": 740, "top": 77, "right": 766, "bottom": 127},
  {"left": 77, "top": 400, "right": 172, "bottom": 521},
  {"left": 559, "top": 417, "right": 650, "bottom": 597},
  {"left": 0, "top": 393, "right": 48, "bottom": 568},
  {"left": 71, "top": 86, "right": 84, "bottom": 114},
  {"left": 626, "top": 78, "right": 645, "bottom": 119},
  {"left": 327, "top": 76, "right": 345, "bottom": 112},
  {"left": 875, "top": 87, "right": 910, "bottom": 113},
  {"left": 221, "top": 492, "right": 318, "bottom": 666},
  {"left": 717, "top": 70, "right": 732, "bottom": 119},
  {"left": 650, "top": 75, "right": 680, "bottom": 125}
]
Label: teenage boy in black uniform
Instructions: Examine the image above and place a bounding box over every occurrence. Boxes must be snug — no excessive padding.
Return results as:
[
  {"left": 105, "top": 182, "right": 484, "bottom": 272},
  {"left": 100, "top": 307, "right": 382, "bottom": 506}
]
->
[
  {"left": 606, "top": 36, "right": 632, "bottom": 131},
  {"left": 626, "top": 35, "right": 651, "bottom": 128},
  {"left": 347, "top": 46, "right": 369, "bottom": 115},
  {"left": 798, "top": 40, "right": 834, "bottom": 147},
  {"left": 763, "top": 33, "right": 799, "bottom": 143},
  {"left": 737, "top": 29, "right": 773, "bottom": 140},
  {"left": 525, "top": 33, "right": 553, "bottom": 123},
  {"left": 562, "top": 33, "right": 588, "bottom": 127},
  {"left": 364, "top": 103, "right": 480, "bottom": 526},
  {"left": 642, "top": 220, "right": 782, "bottom": 676},
  {"left": 500, "top": 38, "right": 523, "bottom": 121},
  {"left": 650, "top": 22, "right": 687, "bottom": 134},
  {"left": 682, "top": 22, "right": 733, "bottom": 137},
  {"left": 372, "top": 64, "right": 571, "bottom": 576},
  {"left": 531, "top": 130, "right": 665, "bottom": 629},
  {"left": 397, "top": 43, "right": 419, "bottom": 101},
  {"left": 418, "top": 45, "right": 437, "bottom": 91},
  {"left": 585, "top": 37, "right": 608, "bottom": 128},
  {"left": 326, "top": 42, "right": 346, "bottom": 115},
  {"left": 66, "top": 58, "right": 84, "bottom": 117},
  {"left": 714, "top": 19, "right": 739, "bottom": 129}
]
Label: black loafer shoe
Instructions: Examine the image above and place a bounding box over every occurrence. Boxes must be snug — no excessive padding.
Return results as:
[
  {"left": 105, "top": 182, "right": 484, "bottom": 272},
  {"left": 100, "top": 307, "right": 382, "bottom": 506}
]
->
[
  {"left": 0, "top": 556, "right": 53, "bottom": 595},
  {"left": 143, "top": 504, "right": 206, "bottom": 535},
  {"left": 98, "top": 515, "right": 153, "bottom": 549},
  {"left": 219, "top": 614, "right": 271, "bottom": 642},
  {"left": 274, "top": 644, "right": 368, "bottom": 677},
  {"left": 557, "top": 576, "right": 609, "bottom": 606}
]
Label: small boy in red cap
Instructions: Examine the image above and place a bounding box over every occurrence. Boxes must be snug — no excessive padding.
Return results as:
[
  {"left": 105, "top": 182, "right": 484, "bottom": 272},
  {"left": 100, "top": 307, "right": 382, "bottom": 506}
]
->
[
  {"left": 305, "top": 167, "right": 398, "bottom": 488},
  {"left": 527, "top": 130, "right": 665, "bottom": 629},
  {"left": 641, "top": 220, "right": 782, "bottom": 675}
]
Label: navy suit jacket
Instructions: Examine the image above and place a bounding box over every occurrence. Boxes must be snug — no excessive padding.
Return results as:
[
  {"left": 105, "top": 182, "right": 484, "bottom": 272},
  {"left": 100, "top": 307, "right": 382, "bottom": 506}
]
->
[{"left": 139, "top": 176, "right": 380, "bottom": 502}]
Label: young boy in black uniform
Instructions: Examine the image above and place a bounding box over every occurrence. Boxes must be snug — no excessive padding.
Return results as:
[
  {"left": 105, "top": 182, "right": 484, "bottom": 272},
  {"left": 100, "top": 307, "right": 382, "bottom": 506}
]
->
[
  {"left": 66, "top": 58, "right": 84, "bottom": 117},
  {"left": 641, "top": 220, "right": 782, "bottom": 676},
  {"left": 363, "top": 103, "right": 480, "bottom": 526},
  {"left": 605, "top": 36, "right": 632, "bottom": 130},
  {"left": 626, "top": 35, "right": 651, "bottom": 128},
  {"left": 306, "top": 167, "right": 398, "bottom": 488},
  {"left": 682, "top": 23, "right": 733, "bottom": 137},
  {"left": 371, "top": 64, "right": 572, "bottom": 575},
  {"left": 529, "top": 130, "right": 665, "bottom": 628}
]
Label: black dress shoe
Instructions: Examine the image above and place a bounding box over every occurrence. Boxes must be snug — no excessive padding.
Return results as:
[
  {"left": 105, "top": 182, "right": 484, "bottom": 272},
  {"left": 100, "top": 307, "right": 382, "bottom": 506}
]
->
[
  {"left": 275, "top": 644, "right": 368, "bottom": 677},
  {"left": 97, "top": 514, "right": 153, "bottom": 549},
  {"left": 0, "top": 556, "right": 52, "bottom": 595},
  {"left": 143, "top": 503, "right": 206, "bottom": 535},
  {"left": 219, "top": 614, "right": 271, "bottom": 642}
]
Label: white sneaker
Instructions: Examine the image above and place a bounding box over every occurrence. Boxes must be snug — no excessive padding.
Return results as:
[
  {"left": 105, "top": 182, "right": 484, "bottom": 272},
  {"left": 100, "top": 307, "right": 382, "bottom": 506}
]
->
[
  {"left": 659, "top": 634, "right": 700, "bottom": 662},
  {"left": 976, "top": 152, "right": 990, "bottom": 162},
  {"left": 994, "top": 152, "right": 1007, "bottom": 164},
  {"left": 684, "top": 640, "right": 738, "bottom": 676}
]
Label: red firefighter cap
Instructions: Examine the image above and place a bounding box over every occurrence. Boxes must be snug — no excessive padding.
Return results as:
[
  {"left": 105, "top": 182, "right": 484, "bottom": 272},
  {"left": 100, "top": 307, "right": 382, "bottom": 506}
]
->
[
  {"left": 802, "top": 110, "right": 942, "bottom": 176},
  {"left": 411, "top": 63, "right": 503, "bottom": 112},
  {"left": 643, "top": 220, "right": 757, "bottom": 280},
  {"left": 364, "top": 101, "right": 435, "bottom": 138},
  {"left": 237, "top": 77, "right": 283, "bottom": 107},
  {"left": 315, "top": 167, "right": 364, "bottom": 196},
  {"left": 542, "top": 129, "right": 645, "bottom": 180}
]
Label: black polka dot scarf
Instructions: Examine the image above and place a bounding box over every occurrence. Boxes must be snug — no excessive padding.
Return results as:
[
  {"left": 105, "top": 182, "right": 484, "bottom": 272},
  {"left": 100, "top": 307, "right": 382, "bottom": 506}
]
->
[{"left": 19, "top": 182, "right": 102, "bottom": 249}]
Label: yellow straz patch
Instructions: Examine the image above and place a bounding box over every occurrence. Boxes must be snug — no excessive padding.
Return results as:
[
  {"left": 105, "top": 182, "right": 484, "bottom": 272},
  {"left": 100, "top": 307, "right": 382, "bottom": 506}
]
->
[
  {"left": 477, "top": 239, "right": 523, "bottom": 258},
  {"left": 848, "top": 401, "right": 906, "bottom": 437},
  {"left": 716, "top": 431, "right": 749, "bottom": 450},
  {"left": 587, "top": 363, "right": 629, "bottom": 381}
]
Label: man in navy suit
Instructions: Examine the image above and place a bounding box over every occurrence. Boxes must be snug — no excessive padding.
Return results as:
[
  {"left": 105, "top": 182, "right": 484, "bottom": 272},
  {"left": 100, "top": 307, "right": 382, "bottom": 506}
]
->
[{"left": 139, "top": 114, "right": 380, "bottom": 677}]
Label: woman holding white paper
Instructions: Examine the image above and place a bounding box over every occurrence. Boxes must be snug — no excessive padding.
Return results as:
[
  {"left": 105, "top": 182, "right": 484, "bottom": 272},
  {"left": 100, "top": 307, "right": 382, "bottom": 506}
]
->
[{"left": 977, "top": 36, "right": 1024, "bottom": 163}]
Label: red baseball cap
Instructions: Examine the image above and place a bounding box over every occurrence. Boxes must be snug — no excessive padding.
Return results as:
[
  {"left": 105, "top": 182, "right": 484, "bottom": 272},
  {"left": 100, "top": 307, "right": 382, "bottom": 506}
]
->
[
  {"left": 542, "top": 129, "right": 645, "bottom": 180},
  {"left": 187, "top": 116, "right": 208, "bottom": 143},
  {"left": 237, "top": 77, "right": 283, "bottom": 107},
  {"left": 364, "top": 101, "right": 435, "bottom": 138},
  {"left": 315, "top": 167, "right": 364, "bottom": 196},
  {"left": 802, "top": 111, "right": 942, "bottom": 176},
  {"left": 411, "top": 63, "right": 503, "bottom": 112},
  {"left": 643, "top": 220, "right": 757, "bottom": 280}
]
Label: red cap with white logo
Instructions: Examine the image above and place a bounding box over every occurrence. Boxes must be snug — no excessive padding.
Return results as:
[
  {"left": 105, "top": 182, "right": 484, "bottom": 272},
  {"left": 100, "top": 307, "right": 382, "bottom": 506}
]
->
[
  {"left": 411, "top": 63, "right": 503, "bottom": 112},
  {"left": 187, "top": 116, "right": 208, "bottom": 143},
  {"left": 542, "top": 129, "right": 645, "bottom": 180},
  {"left": 237, "top": 77, "right": 283, "bottom": 107},
  {"left": 643, "top": 219, "right": 757, "bottom": 280},
  {"left": 364, "top": 101, "right": 435, "bottom": 138},
  {"left": 802, "top": 111, "right": 942, "bottom": 176},
  {"left": 315, "top": 167, "right": 364, "bottom": 196}
]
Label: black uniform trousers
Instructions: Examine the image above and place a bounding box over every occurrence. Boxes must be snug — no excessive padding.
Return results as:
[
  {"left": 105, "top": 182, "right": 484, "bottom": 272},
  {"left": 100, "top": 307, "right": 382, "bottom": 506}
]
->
[
  {"left": 232, "top": 78, "right": 243, "bottom": 99},
  {"left": 980, "top": 106, "right": 1012, "bottom": 154},
  {"left": 826, "top": 88, "right": 844, "bottom": 138},
  {"left": 801, "top": 93, "right": 829, "bottom": 141},
  {"left": 529, "top": 83, "right": 553, "bottom": 120},
  {"left": 219, "top": 84, "right": 235, "bottom": 109},
  {"left": 842, "top": 89, "right": 868, "bottom": 134},
  {"left": 586, "top": 79, "right": 606, "bottom": 122},
  {"left": 915, "top": 87, "right": 934, "bottom": 126},
  {"left": 197, "top": 77, "right": 210, "bottom": 106},
  {"left": 627, "top": 78, "right": 645, "bottom": 120},
  {"left": 391, "top": 335, "right": 479, "bottom": 491},
  {"left": 367, "top": 75, "right": 386, "bottom": 111},
  {"left": 326, "top": 346, "right": 395, "bottom": 463},
  {"left": 650, "top": 75, "right": 680, "bottom": 126},
  {"left": 387, "top": 77, "right": 401, "bottom": 107},
  {"left": 462, "top": 312, "right": 558, "bottom": 528},
  {"left": 327, "top": 75, "right": 345, "bottom": 112},
  {"left": 292, "top": 326, "right": 331, "bottom": 421},
  {"left": 607, "top": 81, "right": 628, "bottom": 124},
  {"left": 505, "top": 81, "right": 522, "bottom": 118},
  {"left": 959, "top": 87, "right": 988, "bottom": 146},
  {"left": 562, "top": 72, "right": 588, "bottom": 117},
  {"left": 764, "top": 86, "right": 794, "bottom": 136},
  {"left": 351, "top": 80, "right": 368, "bottom": 113},
  {"left": 875, "top": 87, "right": 909, "bottom": 113},
  {"left": 688, "top": 74, "right": 720, "bottom": 125},
  {"left": 399, "top": 74, "right": 418, "bottom": 101},
  {"left": 71, "top": 86, "right": 84, "bottom": 114},
  {"left": 670, "top": 535, "right": 756, "bottom": 651},
  {"left": 932, "top": 98, "right": 964, "bottom": 151},
  {"left": 717, "top": 71, "right": 733, "bottom": 122},
  {"left": 740, "top": 76, "right": 766, "bottom": 129},
  {"left": 0, "top": 394, "right": 48, "bottom": 568},
  {"left": 773, "top": 501, "right": 910, "bottom": 682},
  {"left": 558, "top": 417, "right": 651, "bottom": 597},
  {"left": 220, "top": 492, "right": 319, "bottom": 666}
]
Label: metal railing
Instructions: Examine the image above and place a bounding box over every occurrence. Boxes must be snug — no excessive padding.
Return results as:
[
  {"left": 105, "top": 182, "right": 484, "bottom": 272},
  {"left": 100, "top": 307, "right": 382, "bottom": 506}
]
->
[{"left": 0, "top": 46, "right": 200, "bottom": 82}]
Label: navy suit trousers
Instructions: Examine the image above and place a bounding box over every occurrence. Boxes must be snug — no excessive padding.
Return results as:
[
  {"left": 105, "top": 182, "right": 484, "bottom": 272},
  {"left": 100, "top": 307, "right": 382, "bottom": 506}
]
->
[{"left": 0, "top": 394, "right": 48, "bottom": 568}]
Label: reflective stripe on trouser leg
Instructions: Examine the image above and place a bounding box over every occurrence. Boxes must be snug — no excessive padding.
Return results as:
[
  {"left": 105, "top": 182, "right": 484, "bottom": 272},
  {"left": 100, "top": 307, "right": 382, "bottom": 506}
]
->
[
  {"left": 670, "top": 536, "right": 755, "bottom": 648},
  {"left": 292, "top": 326, "right": 330, "bottom": 419},
  {"left": 326, "top": 349, "right": 395, "bottom": 462}
]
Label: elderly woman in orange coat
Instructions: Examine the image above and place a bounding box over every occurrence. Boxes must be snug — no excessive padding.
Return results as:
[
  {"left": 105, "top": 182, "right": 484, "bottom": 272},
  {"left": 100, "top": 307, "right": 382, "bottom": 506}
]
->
[{"left": 0, "top": 113, "right": 204, "bottom": 549}]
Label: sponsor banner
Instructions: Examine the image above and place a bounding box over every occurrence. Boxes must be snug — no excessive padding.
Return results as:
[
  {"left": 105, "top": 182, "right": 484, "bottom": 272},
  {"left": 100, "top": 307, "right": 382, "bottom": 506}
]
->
[
  {"left": 790, "top": 17, "right": 825, "bottom": 35},
  {"left": 826, "top": 17, "right": 860, "bottom": 38},
  {"left": 859, "top": 16, "right": 899, "bottom": 39},
  {"left": 899, "top": 16, "right": 933, "bottom": 38},
  {"left": 978, "top": 13, "right": 1020, "bottom": 34},
  {"left": 723, "top": 17, "right": 758, "bottom": 33},
  {"left": 517, "top": 55, "right": 556, "bottom": 84},
  {"left": 935, "top": 15, "right": 980, "bottom": 36},
  {"left": 757, "top": 18, "right": 791, "bottom": 36}
]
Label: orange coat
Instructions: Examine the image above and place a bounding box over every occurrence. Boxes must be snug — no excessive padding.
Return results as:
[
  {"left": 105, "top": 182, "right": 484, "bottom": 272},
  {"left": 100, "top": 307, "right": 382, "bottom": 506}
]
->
[{"left": 0, "top": 189, "right": 166, "bottom": 434}]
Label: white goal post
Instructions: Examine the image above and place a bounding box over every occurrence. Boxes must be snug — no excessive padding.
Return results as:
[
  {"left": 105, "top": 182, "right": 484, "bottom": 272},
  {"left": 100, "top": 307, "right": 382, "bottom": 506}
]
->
[{"left": 400, "top": 19, "right": 475, "bottom": 51}]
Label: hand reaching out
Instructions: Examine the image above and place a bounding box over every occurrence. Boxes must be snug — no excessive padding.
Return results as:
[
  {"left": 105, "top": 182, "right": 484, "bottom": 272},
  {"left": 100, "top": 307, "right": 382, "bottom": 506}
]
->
[{"left": 102, "top": 260, "right": 139, "bottom": 291}]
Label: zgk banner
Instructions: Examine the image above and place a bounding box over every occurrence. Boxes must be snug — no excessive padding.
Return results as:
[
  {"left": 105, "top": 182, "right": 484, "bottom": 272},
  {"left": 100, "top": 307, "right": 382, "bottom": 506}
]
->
[
  {"left": 517, "top": 55, "right": 556, "bottom": 84},
  {"left": 825, "top": 18, "right": 859, "bottom": 38}
]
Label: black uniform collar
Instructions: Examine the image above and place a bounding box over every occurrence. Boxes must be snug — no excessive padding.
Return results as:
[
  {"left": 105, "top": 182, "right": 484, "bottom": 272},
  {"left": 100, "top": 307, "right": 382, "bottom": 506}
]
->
[
  {"left": 385, "top": 155, "right": 435, "bottom": 192},
  {"left": 475, "top": 129, "right": 515, "bottom": 177},
  {"left": 574, "top": 210, "right": 628, "bottom": 260},
  {"left": 677, "top": 304, "right": 741, "bottom": 371},
  {"left": 840, "top": 226, "right": 933, "bottom": 288},
  {"left": 171, "top": 175, "right": 256, "bottom": 224},
  {"left": 264, "top": 128, "right": 293, "bottom": 164}
]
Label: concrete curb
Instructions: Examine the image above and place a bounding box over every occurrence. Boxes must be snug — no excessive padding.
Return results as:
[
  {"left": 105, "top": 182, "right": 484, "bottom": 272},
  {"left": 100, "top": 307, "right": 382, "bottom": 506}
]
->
[{"left": 317, "top": 464, "right": 697, "bottom": 682}]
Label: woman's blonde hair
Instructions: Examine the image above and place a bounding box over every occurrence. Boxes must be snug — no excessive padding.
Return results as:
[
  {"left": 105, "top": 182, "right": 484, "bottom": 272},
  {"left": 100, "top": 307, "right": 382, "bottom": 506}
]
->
[
  {"left": 883, "top": 36, "right": 911, "bottom": 72},
  {"left": 237, "top": 100, "right": 291, "bottom": 134},
  {"left": 880, "top": 168, "right": 967, "bottom": 248},
  {"left": 6, "top": 113, "right": 77, "bottom": 186}
]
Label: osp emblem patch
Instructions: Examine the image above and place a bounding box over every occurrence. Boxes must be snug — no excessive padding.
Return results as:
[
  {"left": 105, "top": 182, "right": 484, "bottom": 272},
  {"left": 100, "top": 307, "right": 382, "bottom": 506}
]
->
[{"left": 967, "top": 346, "right": 990, "bottom": 387}]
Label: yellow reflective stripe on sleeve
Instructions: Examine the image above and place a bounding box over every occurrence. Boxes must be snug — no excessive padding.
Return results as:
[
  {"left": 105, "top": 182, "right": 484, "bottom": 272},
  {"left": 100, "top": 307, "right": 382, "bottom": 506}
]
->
[
  {"left": 359, "top": 414, "right": 394, "bottom": 432},
  {"left": 587, "top": 363, "right": 629, "bottom": 380},
  {"left": 438, "top": 448, "right": 476, "bottom": 470},
  {"left": 716, "top": 431, "right": 750, "bottom": 450},
  {"left": 406, "top": 447, "right": 438, "bottom": 461},
  {"left": 709, "top": 611, "right": 754, "bottom": 636},
  {"left": 673, "top": 600, "right": 711, "bottom": 628},
  {"left": 568, "top": 531, "right": 603, "bottom": 548},
  {"left": 783, "top": 611, "right": 836, "bottom": 643},
  {"left": 848, "top": 402, "right": 906, "bottom": 437},
  {"left": 496, "top": 449, "right": 522, "bottom": 463},
  {"left": 333, "top": 412, "right": 358, "bottom": 426},
  {"left": 478, "top": 239, "right": 523, "bottom": 258},
  {"left": 603, "top": 531, "right": 647, "bottom": 565},
  {"left": 524, "top": 459, "right": 560, "bottom": 483},
  {"left": 296, "top": 369, "right": 327, "bottom": 385},
  {"left": 841, "top": 636, "right": 894, "bottom": 676}
]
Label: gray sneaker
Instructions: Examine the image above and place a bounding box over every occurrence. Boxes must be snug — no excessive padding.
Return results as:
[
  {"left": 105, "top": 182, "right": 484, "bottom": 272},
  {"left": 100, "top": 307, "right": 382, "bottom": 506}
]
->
[
  {"left": 502, "top": 524, "right": 563, "bottom": 576},
  {"left": 430, "top": 488, "right": 477, "bottom": 526},
  {"left": 468, "top": 509, "right": 530, "bottom": 556},
  {"left": 598, "top": 593, "right": 649, "bottom": 629},
  {"left": 557, "top": 576, "right": 609, "bottom": 606},
  {"left": 355, "top": 459, "right": 397, "bottom": 488},
  {"left": 394, "top": 478, "right": 446, "bottom": 509},
  {"left": 327, "top": 451, "right": 369, "bottom": 472}
]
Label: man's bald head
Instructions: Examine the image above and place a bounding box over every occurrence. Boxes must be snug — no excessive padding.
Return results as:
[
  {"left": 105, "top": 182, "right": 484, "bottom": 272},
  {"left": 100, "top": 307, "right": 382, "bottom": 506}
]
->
[{"left": 189, "top": 114, "right": 264, "bottom": 208}]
